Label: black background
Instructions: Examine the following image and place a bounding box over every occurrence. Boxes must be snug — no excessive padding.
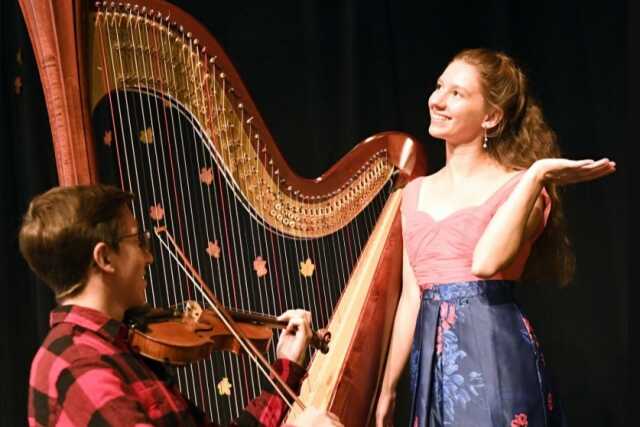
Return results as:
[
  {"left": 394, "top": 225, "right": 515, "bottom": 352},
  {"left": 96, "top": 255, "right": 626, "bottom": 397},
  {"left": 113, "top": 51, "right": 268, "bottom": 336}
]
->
[{"left": 1, "top": 1, "right": 631, "bottom": 425}]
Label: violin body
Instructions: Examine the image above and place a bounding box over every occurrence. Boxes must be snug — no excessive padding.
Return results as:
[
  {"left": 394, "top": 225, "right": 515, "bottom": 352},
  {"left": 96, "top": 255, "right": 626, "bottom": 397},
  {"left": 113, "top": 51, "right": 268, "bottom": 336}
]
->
[{"left": 127, "top": 304, "right": 273, "bottom": 365}]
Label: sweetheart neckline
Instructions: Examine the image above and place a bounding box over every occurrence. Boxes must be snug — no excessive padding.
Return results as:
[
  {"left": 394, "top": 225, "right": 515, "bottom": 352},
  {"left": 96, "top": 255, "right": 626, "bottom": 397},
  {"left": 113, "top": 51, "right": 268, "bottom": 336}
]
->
[{"left": 414, "top": 171, "right": 525, "bottom": 224}]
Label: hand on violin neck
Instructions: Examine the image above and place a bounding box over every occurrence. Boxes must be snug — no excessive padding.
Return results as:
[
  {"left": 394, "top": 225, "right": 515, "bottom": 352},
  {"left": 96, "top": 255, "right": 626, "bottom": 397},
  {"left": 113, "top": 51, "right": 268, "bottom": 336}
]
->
[{"left": 276, "top": 309, "right": 313, "bottom": 365}]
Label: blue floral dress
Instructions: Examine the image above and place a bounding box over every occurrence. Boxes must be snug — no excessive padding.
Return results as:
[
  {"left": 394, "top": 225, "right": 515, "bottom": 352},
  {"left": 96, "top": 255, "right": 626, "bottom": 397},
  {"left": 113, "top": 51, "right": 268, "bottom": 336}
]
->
[{"left": 401, "top": 174, "right": 566, "bottom": 427}]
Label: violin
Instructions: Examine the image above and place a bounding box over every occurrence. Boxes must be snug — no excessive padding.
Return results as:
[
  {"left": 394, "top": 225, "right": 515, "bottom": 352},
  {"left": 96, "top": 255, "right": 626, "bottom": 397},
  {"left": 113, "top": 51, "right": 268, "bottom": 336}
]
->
[
  {"left": 147, "top": 226, "right": 325, "bottom": 410},
  {"left": 125, "top": 300, "right": 331, "bottom": 365}
]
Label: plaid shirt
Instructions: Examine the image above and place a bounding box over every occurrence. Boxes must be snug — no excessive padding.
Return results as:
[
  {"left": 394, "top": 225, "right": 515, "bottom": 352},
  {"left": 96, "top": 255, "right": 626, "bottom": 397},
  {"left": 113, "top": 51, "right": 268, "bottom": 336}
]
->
[{"left": 28, "top": 305, "right": 306, "bottom": 426}]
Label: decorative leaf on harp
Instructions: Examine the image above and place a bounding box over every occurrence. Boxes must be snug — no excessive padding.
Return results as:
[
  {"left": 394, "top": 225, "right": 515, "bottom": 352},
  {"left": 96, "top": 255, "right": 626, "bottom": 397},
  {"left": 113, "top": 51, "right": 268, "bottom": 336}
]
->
[
  {"left": 299, "top": 258, "right": 315, "bottom": 278},
  {"left": 217, "top": 377, "right": 232, "bottom": 396},
  {"left": 14, "top": 76, "right": 22, "bottom": 95},
  {"left": 253, "top": 256, "right": 268, "bottom": 278},
  {"left": 149, "top": 204, "right": 164, "bottom": 222},
  {"left": 206, "top": 240, "right": 221, "bottom": 259},
  {"left": 103, "top": 130, "right": 112, "bottom": 146},
  {"left": 16, "top": 48, "right": 22, "bottom": 65},
  {"left": 199, "top": 167, "right": 214, "bottom": 186},
  {"left": 139, "top": 127, "right": 154, "bottom": 144},
  {"left": 21, "top": 0, "right": 426, "bottom": 424}
]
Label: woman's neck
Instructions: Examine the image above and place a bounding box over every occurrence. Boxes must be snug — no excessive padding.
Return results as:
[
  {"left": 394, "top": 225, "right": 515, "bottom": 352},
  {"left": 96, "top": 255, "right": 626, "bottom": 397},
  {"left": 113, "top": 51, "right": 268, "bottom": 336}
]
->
[{"left": 443, "top": 140, "right": 503, "bottom": 181}]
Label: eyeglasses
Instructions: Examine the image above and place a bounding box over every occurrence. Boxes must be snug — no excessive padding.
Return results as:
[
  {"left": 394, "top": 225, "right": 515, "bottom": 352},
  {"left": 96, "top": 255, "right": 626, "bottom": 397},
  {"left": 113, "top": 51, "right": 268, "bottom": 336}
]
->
[{"left": 117, "top": 229, "right": 152, "bottom": 251}]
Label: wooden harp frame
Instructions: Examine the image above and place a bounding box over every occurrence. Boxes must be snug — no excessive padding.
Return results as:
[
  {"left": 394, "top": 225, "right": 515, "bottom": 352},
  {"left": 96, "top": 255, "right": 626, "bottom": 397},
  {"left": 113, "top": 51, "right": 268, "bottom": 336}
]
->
[{"left": 19, "top": 0, "right": 427, "bottom": 425}]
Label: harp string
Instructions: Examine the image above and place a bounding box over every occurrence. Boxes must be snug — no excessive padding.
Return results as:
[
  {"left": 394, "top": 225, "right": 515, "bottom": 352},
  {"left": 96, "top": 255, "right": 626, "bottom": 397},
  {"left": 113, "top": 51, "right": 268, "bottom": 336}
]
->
[
  {"left": 157, "top": 12, "right": 219, "bottom": 412},
  {"left": 96, "top": 13, "right": 126, "bottom": 191},
  {"left": 148, "top": 12, "right": 207, "bottom": 411},
  {"left": 183, "top": 28, "right": 250, "bottom": 413},
  {"left": 206, "top": 51, "right": 260, "bottom": 406},
  {"left": 154, "top": 229, "right": 303, "bottom": 412},
  {"left": 94, "top": 5, "right": 394, "bottom": 423}
]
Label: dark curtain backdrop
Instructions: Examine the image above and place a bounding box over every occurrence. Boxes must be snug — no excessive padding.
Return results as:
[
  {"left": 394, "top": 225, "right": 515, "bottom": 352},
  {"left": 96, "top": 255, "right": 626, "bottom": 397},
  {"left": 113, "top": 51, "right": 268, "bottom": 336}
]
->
[{"left": 1, "top": 1, "right": 630, "bottom": 426}]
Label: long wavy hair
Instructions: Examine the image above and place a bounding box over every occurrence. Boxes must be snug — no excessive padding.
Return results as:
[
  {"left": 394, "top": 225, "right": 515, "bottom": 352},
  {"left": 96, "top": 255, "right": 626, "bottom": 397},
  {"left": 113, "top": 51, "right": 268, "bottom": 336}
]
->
[{"left": 453, "top": 48, "right": 575, "bottom": 285}]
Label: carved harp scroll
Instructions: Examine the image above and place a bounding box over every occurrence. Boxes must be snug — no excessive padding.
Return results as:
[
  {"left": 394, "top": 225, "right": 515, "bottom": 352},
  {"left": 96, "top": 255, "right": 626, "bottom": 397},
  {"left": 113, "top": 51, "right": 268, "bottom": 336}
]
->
[{"left": 19, "top": 0, "right": 427, "bottom": 425}]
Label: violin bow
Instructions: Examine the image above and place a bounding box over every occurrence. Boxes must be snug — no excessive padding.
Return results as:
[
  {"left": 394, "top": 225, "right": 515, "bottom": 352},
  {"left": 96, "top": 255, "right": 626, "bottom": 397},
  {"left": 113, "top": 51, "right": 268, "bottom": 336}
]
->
[{"left": 153, "top": 226, "right": 305, "bottom": 411}]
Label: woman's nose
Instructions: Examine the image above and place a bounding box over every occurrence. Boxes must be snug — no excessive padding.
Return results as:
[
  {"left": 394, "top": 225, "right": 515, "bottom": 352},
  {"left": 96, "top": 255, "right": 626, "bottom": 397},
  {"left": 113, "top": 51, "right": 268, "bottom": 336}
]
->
[{"left": 428, "top": 91, "right": 444, "bottom": 110}]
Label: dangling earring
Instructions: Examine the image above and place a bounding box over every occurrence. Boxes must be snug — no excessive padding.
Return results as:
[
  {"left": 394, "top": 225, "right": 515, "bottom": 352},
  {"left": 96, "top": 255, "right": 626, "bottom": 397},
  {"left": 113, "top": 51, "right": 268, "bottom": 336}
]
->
[{"left": 482, "top": 128, "right": 488, "bottom": 149}]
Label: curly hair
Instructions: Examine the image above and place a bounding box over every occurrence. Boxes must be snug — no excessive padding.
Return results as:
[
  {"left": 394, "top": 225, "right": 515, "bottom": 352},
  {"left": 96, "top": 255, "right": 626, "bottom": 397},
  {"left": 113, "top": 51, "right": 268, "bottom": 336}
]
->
[{"left": 453, "top": 48, "right": 575, "bottom": 285}]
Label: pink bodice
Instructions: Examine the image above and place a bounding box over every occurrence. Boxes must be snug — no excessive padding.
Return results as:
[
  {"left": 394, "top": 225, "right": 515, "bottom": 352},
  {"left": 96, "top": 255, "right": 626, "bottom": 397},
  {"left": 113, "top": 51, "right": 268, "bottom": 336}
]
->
[{"left": 400, "top": 172, "right": 551, "bottom": 287}]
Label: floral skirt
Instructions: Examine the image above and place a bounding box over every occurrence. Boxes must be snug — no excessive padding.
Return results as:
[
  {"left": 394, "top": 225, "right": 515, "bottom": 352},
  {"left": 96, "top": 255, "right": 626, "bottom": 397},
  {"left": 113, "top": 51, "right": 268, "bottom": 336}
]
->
[{"left": 408, "top": 280, "right": 566, "bottom": 427}]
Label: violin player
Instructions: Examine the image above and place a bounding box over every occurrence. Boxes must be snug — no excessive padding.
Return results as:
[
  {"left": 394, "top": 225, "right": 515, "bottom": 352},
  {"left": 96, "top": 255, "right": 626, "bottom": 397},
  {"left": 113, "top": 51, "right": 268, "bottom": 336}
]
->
[{"left": 19, "top": 184, "right": 342, "bottom": 427}]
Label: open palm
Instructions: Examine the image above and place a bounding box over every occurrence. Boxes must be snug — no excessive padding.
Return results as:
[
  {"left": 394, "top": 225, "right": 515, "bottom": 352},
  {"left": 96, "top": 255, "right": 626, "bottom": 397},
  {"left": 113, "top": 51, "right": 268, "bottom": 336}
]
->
[{"left": 533, "top": 158, "right": 616, "bottom": 186}]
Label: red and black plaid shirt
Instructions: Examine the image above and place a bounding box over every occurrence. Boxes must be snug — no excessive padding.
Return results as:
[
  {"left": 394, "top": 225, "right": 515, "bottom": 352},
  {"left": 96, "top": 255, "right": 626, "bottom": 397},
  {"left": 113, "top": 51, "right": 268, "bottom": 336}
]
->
[{"left": 28, "top": 305, "right": 306, "bottom": 426}]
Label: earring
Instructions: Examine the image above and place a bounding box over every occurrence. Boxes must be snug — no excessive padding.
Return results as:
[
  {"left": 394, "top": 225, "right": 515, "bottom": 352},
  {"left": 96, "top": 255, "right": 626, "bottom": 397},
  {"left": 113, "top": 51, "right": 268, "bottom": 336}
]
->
[{"left": 482, "top": 128, "right": 488, "bottom": 149}]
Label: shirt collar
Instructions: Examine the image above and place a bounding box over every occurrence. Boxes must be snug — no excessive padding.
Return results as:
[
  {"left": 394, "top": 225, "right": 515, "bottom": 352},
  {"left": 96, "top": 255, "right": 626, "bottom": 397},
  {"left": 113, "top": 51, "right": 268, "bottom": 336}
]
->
[{"left": 50, "top": 305, "right": 129, "bottom": 343}]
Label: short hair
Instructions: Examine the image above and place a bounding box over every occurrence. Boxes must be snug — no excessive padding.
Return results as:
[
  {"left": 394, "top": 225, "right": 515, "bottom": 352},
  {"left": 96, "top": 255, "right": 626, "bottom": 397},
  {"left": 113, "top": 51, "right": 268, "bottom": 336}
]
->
[{"left": 19, "top": 185, "right": 133, "bottom": 298}]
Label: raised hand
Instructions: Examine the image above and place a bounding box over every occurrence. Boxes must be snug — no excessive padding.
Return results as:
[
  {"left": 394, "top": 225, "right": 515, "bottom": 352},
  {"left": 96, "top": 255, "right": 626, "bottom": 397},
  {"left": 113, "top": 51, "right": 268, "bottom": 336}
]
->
[{"left": 531, "top": 158, "right": 616, "bottom": 185}]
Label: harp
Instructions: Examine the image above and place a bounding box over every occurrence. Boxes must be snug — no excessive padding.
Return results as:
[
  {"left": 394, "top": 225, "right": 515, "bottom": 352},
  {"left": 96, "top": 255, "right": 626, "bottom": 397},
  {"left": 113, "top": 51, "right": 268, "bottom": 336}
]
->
[{"left": 19, "top": 1, "right": 426, "bottom": 425}]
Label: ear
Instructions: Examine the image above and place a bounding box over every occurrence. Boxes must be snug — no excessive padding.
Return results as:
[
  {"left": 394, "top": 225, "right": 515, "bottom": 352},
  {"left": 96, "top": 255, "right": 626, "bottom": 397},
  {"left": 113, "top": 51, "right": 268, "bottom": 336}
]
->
[
  {"left": 482, "top": 107, "right": 503, "bottom": 132},
  {"left": 93, "top": 242, "right": 116, "bottom": 274}
]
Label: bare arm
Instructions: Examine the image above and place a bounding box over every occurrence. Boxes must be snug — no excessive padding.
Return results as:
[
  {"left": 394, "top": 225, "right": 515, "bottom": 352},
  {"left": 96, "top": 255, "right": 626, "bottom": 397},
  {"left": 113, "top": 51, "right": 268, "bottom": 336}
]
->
[
  {"left": 472, "top": 158, "right": 615, "bottom": 277},
  {"left": 471, "top": 167, "right": 545, "bottom": 277},
  {"left": 375, "top": 247, "right": 422, "bottom": 426}
]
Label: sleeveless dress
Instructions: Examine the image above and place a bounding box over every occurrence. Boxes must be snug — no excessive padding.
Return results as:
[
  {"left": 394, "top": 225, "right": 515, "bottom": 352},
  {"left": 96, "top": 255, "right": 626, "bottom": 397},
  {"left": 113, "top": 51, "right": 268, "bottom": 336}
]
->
[{"left": 401, "top": 172, "right": 566, "bottom": 427}]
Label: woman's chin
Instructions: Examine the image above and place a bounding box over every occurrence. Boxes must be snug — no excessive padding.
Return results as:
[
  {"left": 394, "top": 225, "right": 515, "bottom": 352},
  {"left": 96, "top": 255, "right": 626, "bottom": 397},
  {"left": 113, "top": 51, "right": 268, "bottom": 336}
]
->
[{"left": 428, "top": 126, "right": 449, "bottom": 140}]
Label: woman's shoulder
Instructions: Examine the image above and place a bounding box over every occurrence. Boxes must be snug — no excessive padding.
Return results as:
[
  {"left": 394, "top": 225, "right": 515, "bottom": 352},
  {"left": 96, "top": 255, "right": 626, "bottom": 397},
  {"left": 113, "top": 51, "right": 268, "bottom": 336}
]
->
[
  {"left": 412, "top": 168, "right": 446, "bottom": 189},
  {"left": 402, "top": 175, "right": 427, "bottom": 213},
  {"left": 403, "top": 170, "right": 443, "bottom": 197},
  {"left": 403, "top": 175, "right": 424, "bottom": 193},
  {"left": 401, "top": 170, "right": 444, "bottom": 215}
]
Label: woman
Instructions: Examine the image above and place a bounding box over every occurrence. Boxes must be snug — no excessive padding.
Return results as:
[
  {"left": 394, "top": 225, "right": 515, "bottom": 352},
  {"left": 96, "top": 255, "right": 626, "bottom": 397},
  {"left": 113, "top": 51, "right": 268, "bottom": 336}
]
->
[{"left": 375, "top": 49, "right": 615, "bottom": 426}]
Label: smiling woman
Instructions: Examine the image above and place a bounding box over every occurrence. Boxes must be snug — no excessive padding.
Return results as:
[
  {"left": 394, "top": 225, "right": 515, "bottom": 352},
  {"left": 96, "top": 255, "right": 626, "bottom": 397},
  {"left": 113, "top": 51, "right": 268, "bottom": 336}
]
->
[
  {"left": 375, "top": 48, "right": 615, "bottom": 427},
  {"left": 428, "top": 60, "right": 496, "bottom": 145},
  {"left": 1, "top": 0, "right": 628, "bottom": 425}
]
